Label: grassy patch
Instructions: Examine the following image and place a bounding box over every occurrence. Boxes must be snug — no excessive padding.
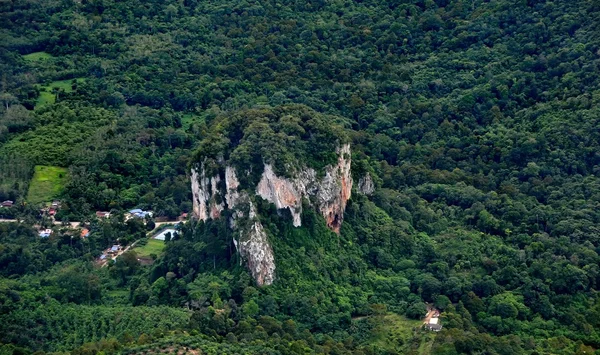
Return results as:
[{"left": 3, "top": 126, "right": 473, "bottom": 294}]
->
[
  {"left": 26, "top": 166, "right": 68, "bottom": 205},
  {"left": 417, "top": 332, "right": 436, "bottom": 355},
  {"left": 182, "top": 113, "right": 204, "bottom": 130},
  {"left": 134, "top": 239, "right": 165, "bottom": 258},
  {"left": 104, "top": 289, "right": 130, "bottom": 304},
  {"left": 35, "top": 78, "right": 85, "bottom": 108},
  {"left": 23, "top": 51, "right": 54, "bottom": 61},
  {"left": 368, "top": 313, "right": 423, "bottom": 352}
]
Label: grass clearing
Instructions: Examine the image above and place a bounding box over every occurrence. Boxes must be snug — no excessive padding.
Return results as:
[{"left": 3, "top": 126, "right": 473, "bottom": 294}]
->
[
  {"left": 23, "top": 51, "right": 54, "bottom": 61},
  {"left": 26, "top": 166, "right": 68, "bottom": 205},
  {"left": 417, "top": 332, "right": 436, "bottom": 355},
  {"left": 182, "top": 113, "right": 204, "bottom": 130},
  {"left": 134, "top": 239, "right": 165, "bottom": 258},
  {"left": 35, "top": 78, "right": 85, "bottom": 108},
  {"left": 368, "top": 313, "right": 424, "bottom": 352}
]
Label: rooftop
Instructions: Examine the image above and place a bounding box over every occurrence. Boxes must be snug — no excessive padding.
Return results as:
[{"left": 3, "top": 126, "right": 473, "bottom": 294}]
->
[
  {"left": 39, "top": 229, "right": 52, "bottom": 237},
  {"left": 427, "top": 324, "right": 442, "bottom": 331}
]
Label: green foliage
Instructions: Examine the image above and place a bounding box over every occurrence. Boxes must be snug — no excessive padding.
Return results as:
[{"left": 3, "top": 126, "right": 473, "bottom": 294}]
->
[
  {"left": 0, "top": 153, "right": 32, "bottom": 204},
  {"left": 1, "top": 302, "right": 190, "bottom": 352},
  {"left": 194, "top": 104, "right": 348, "bottom": 183},
  {"left": 26, "top": 165, "right": 68, "bottom": 205}
]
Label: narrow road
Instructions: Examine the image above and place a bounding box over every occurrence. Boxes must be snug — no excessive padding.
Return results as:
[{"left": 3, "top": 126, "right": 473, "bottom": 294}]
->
[
  {"left": 110, "top": 240, "right": 138, "bottom": 261},
  {"left": 0, "top": 218, "right": 80, "bottom": 228},
  {"left": 154, "top": 221, "right": 180, "bottom": 228},
  {"left": 0, "top": 218, "right": 18, "bottom": 223}
]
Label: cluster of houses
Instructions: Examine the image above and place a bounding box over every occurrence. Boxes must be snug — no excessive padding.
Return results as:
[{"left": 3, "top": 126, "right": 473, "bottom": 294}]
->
[
  {"left": 95, "top": 209, "right": 154, "bottom": 221},
  {"left": 39, "top": 225, "right": 89, "bottom": 239},
  {"left": 425, "top": 310, "right": 442, "bottom": 332}
]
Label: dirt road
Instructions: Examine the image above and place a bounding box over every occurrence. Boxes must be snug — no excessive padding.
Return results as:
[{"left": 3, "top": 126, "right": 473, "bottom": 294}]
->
[
  {"left": 423, "top": 306, "right": 439, "bottom": 324},
  {"left": 0, "top": 219, "right": 18, "bottom": 223}
]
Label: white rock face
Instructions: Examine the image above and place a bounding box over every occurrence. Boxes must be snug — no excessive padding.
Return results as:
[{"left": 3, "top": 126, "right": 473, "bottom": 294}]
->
[
  {"left": 190, "top": 144, "right": 352, "bottom": 285},
  {"left": 191, "top": 164, "right": 224, "bottom": 221},
  {"left": 256, "top": 164, "right": 307, "bottom": 227},
  {"left": 255, "top": 143, "right": 352, "bottom": 233},
  {"left": 192, "top": 164, "right": 276, "bottom": 286},
  {"left": 318, "top": 144, "right": 352, "bottom": 233},
  {"left": 239, "top": 219, "right": 275, "bottom": 286},
  {"left": 358, "top": 173, "right": 375, "bottom": 195}
]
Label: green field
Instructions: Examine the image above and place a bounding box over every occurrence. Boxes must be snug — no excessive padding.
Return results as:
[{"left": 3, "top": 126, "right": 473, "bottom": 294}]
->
[
  {"left": 36, "top": 78, "right": 85, "bottom": 108},
  {"left": 133, "top": 239, "right": 165, "bottom": 258},
  {"left": 23, "top": 51, "right": 54, "bottom": 61},
  {"left": 26, "top": 165, "right": 68, "bottom": 205},
  {"left": 367, "top": 313, "right": 425, "bottom": 353}
]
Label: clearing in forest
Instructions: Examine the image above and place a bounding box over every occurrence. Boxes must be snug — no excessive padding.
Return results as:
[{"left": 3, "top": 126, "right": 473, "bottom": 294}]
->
[
  {"left": 133, "top": 239, "right": 165, "bottom": 258},
  {"left": 362, "top": 313, "right": 423, "bottom": 352},
  {"left": 26, "top": 165, "right": 68, "bottom": 205},
  {"left": 23, "top": 51, "right": 54, "bottom": 61},
  {"left": 181, "top": 113, "right": 204, "bottom": 130},
  {"left": 35, "top": 78, "right": 85, "bottom": 108}
]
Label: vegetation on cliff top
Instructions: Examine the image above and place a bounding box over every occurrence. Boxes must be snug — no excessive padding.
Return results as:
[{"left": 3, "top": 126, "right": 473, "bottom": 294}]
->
[{"left": 194, "top": 104, "right": 349, "bottom": 183}]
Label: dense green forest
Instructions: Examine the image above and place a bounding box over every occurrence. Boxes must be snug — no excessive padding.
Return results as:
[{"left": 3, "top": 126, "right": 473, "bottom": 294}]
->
[{"left": 1, "top": 0, "right": 600, "bottom": 353}]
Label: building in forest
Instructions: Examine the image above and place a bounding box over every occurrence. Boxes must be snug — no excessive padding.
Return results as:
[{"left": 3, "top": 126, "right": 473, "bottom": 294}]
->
[
  {"left": 1, "top": 200, "right": 13, "bottom": 207},
  {"left": 425, "top": 317, "right": 442, "bottom": 331}
]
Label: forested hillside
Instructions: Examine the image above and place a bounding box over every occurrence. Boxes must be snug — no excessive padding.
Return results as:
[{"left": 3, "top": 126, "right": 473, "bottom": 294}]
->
[{"left": 1, "top": 0, "right": 600, "bottom": 354}]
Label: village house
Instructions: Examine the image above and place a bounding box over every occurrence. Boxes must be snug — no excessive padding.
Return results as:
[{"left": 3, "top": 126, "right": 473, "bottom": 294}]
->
[
  {"left": 109, "top": 245, "right": 121, "bottom": 255},
  {"left": 39, "top": 229, "right": 52, "bottom": 238},
  {"left": 80, "top": 228, "right": 90, "bottom": 238},
  {"left": 425, "top": 317, "right": 442, "bottom": 332},
  {"left": 1, "top": 200, "right": 14, "bottom": 208},
  {"left": 128, "top": 209, "right": 152, "bottom": 219},
  {"left": 96, "top": 211, "right": 111, "bottom": 219}
]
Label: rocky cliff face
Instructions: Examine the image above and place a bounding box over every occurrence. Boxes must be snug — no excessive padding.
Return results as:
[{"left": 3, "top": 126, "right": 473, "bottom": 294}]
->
[
  {"left": 358, "top": 173, "right": 375, "bottom": 195},
  {"left": 255, "top": 144, "right": 352, "bottom": 233},
  {"left": 190, "top": 144, "right": 353, "bottom": 285},
  {"left": 190, "top": 163, "right": 224, "bottom": 221}
]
